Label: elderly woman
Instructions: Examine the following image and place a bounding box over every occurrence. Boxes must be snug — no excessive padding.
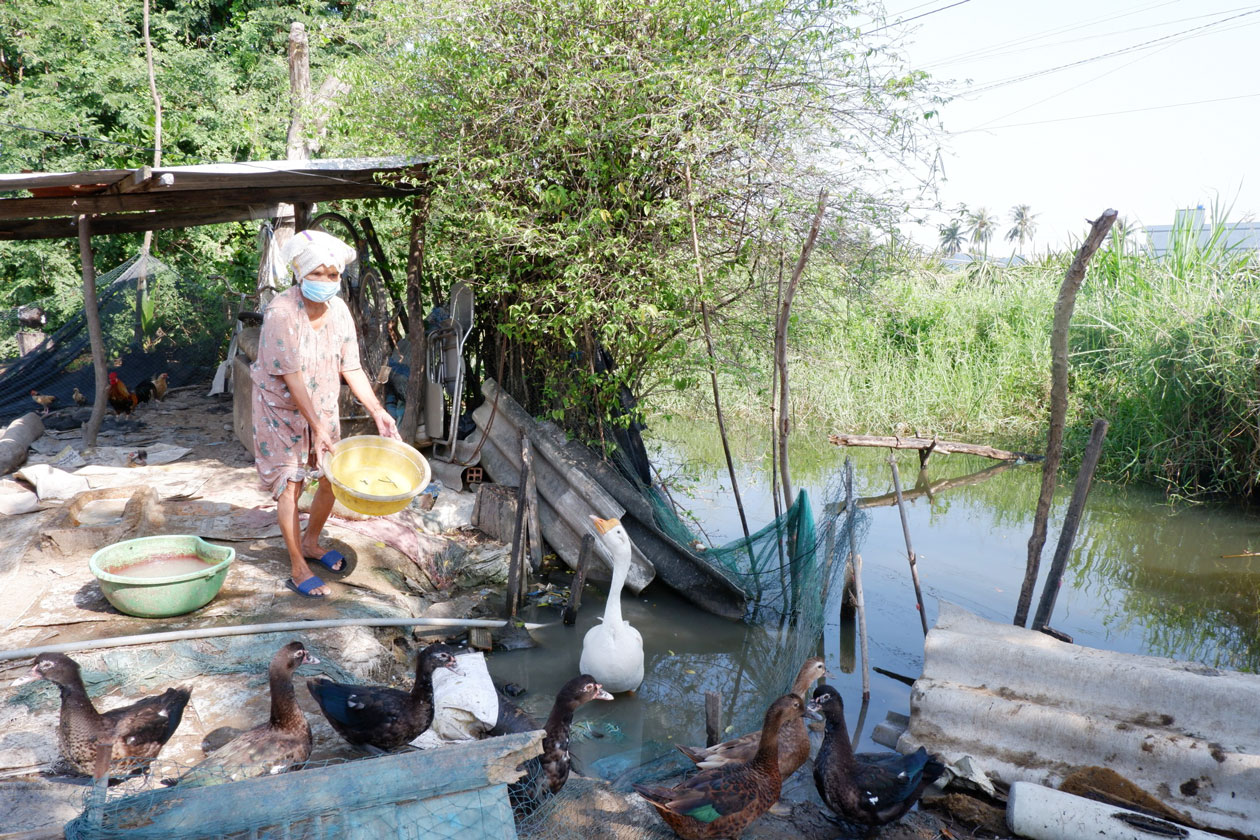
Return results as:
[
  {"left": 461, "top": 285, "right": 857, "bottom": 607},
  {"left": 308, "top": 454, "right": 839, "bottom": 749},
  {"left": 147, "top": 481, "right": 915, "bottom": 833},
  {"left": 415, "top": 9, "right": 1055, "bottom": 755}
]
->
[{"left": 251, "top": 230, "right": 400, "bottom": 598}]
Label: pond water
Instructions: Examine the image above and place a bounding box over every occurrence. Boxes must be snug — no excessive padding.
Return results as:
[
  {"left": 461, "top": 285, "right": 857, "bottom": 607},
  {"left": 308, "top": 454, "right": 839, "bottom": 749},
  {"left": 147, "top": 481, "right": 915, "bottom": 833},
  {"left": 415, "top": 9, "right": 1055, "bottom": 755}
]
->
[{"left": 483, "top": 419, "right": 1260, "bottom": 789}]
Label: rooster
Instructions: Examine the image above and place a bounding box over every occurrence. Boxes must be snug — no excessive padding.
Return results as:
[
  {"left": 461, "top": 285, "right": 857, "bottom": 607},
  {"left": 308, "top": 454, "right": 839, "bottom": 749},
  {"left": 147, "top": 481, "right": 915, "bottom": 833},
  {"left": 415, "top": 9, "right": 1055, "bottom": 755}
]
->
[
  {"left": 72, "top": 387, "right": 87, "bottom": 407},
  {"left": 107, "top": 372, "right": 138, "bottom": 415},
  {"left": 29, "top": 390, "right": 56, "bottom": 415},
  {"left": 134, "top": 372, "right": 169, "bottom": 404}
]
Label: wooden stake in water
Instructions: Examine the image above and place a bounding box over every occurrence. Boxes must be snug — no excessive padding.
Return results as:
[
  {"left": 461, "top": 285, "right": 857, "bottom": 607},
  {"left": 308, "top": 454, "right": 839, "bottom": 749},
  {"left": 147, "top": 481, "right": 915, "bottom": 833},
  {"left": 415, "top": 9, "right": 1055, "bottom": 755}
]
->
[
  {"left": 704, "top": 691, "right": 723, "bottom": 748},
  {"left": 889, "top": 456, "right": 929, "bottom": 637},
  {"left": 1032, "top": 418, "right": 1109, "bottom": 632},
  {"left": 1015, "top": 209, "right": 1117, "bottom": 627},
  {"left": 845, "top": 459, "right": 871, "bottom": 701}
]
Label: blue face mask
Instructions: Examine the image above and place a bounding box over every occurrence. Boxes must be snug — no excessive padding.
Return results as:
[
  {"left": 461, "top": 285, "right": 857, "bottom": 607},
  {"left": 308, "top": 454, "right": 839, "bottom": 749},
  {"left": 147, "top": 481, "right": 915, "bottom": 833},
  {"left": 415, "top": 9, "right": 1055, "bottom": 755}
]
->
[{"left": 300, "top": 279, "right": 340, "bottom": 303}]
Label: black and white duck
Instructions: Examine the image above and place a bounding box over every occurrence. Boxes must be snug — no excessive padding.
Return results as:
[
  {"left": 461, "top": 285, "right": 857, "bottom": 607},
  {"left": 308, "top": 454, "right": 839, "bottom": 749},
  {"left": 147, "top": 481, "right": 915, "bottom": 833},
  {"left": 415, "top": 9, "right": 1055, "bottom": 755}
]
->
[
  {"left": 306, "top": 642, "right": 462, "bottom": 752},
  {"left": 173, "top": 641, "right": 319, "bottom": 786},
  {"left": 810, "top": 684, "right": 945, "bottom": 835},
  {"left": 25, "top": 652, "right": 191, "bottom": 777},
  {"left": 487, "top": 674, "right": 614, "bottom": 814}
]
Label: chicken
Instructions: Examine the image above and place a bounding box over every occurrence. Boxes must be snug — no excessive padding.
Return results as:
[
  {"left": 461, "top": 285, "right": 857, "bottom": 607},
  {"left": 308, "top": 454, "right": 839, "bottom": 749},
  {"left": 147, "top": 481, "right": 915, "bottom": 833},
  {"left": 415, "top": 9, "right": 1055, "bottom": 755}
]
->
[
  {"left": 134, "top": 372, "right": 169, "bottom": 405},
  {"left": 29, "top": 390, "right": 56, "bottom": 415},
  {"left": 107, "top": 372, "right": 138, "bottom": 415},
  {"left": 72, "top": 387, "right": 87, "bottom": 407}
]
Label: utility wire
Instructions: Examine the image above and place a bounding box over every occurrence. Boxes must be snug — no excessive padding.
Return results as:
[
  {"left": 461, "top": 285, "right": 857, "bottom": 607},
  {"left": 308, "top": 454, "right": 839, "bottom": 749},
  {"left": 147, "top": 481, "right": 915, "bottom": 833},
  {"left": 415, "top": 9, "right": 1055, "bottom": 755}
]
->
[
  {"left": 923, "top": 0, "right": 1187, "bottom": 69},
  {"left": 929, "top": 4, "right": 1254, "bottom": 69},
  {"left": 964, "top": 6, "right": 1260, "bottom": 96},
  {"left": 865, "top": 0, "right": 972, "bottom": 35},
  {"left": 955, "top": 90, "right": 1260, "bottom": 133}
]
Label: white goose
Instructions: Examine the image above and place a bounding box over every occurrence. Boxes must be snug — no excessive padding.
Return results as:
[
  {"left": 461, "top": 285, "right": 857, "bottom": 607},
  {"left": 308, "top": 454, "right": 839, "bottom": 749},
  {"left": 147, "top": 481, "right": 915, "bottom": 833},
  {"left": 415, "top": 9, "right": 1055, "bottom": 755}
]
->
[{"left": 579, "top": 516, "right": 644, "bottom": 694}]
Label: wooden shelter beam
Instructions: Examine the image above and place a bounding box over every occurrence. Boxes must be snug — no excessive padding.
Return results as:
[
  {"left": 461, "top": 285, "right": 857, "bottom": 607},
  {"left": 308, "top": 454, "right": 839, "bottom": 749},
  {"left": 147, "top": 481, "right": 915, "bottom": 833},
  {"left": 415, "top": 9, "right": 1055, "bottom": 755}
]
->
[
  {"left": 0, "top": 204, "right": 285, "bottom": 241},
  {"left": 0, "top": 182, "right": 414, "bottom": 221}
]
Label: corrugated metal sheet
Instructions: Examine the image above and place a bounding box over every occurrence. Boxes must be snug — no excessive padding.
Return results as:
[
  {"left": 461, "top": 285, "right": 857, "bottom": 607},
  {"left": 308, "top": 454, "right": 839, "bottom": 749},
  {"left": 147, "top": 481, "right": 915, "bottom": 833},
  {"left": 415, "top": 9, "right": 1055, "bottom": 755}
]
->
[{"left": 897, "top": 602, "right": 1260, "bottom": 837}]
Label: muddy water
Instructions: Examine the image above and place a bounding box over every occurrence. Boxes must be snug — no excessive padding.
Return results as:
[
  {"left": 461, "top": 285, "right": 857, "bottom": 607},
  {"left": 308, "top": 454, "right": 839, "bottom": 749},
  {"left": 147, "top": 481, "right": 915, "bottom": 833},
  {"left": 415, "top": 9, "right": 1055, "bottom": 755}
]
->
[
  {"left": 111, "top": 554, "right": 218, "bottom": 578},
  {"left": 484, "top": 422, "right": 1260, "bottom": 786}
]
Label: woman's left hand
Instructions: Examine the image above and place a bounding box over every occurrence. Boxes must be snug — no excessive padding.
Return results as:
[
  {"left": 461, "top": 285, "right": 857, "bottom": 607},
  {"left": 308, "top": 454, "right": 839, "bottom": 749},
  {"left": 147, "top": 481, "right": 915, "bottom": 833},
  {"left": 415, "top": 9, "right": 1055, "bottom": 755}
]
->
[{"left": 373, "top": 407, "right": 401, "bottom": 441}]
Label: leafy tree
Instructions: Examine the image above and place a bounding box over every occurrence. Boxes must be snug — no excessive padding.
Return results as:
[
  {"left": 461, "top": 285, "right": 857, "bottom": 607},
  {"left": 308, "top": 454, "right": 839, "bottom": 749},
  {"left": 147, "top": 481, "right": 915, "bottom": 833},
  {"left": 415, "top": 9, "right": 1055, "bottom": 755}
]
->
[
  {"left": 966, "top": 207, "right": 997, "bottom": 261},
  {"left": 0, "top": 0, "right": 360, "bottom": 326},
  {"left": 330, "top": 0, "right": 941, "bottom": 431},
  {"left": 938, "top": 221, "right": 966, "bottom": 257},
  {"left": 1006, "top": 204, "right": 1037, "bottom": 255}
]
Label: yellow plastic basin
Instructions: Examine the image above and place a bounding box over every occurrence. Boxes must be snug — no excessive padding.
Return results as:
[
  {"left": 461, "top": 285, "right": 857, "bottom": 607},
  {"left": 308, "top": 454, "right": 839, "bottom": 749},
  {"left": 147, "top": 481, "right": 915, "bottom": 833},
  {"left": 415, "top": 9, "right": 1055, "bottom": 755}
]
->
[{"left": 326, "top": 435, "right": 430, "bottom": 516}]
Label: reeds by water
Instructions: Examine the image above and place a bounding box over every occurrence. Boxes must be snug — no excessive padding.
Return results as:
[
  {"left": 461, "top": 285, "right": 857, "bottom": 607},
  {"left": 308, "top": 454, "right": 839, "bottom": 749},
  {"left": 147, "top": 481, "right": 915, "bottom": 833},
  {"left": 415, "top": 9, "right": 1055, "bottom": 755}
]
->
[{"left": 652, "top": 207, "right": 1260, "bottom": 501}]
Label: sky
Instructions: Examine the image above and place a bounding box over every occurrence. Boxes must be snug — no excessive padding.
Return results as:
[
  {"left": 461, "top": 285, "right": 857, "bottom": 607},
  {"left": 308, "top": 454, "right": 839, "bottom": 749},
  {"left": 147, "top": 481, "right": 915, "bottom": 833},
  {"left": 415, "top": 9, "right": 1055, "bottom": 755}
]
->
[{"left": 875, "top": 0, "right": 1260, "bottom": 253}]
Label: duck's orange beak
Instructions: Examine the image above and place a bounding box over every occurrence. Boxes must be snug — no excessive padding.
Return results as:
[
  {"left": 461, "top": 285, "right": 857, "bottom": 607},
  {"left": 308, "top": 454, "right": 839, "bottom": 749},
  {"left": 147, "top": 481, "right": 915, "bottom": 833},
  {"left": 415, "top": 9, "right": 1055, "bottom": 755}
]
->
[{"left": 590, "top": 515, "right": 620, "bottom": 535}]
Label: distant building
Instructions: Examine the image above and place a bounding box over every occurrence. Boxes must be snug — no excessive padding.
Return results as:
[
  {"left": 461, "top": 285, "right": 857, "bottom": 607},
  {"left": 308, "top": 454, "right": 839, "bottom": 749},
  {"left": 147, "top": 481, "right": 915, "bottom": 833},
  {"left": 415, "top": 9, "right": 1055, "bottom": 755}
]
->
[{"left": 1141, "top": 206, "right": 1260, "bottom": 257}]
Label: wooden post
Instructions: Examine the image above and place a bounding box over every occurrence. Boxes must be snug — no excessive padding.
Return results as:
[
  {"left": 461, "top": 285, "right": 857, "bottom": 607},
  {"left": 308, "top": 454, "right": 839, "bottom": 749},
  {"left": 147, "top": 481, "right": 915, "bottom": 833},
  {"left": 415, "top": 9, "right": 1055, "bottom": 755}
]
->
[
  {"left": 1015, "top": 209, "right": 1117, "bottom": 627},
  {"left": 506, "top": 433, "right": 531, "bottom": 616},
  {"left": 774, "top": 189, "right": 828, "bottom": 510},
  {"left": 523, "top": 437, "right": 543, "bottom": 573},
  {"left": 1032, "top": 418, "right": 1109, "bottom": 632},
  {"left": 78, "top": 216, "right": 107, "bottom": 448},
  {"left": 399, "top": 196, "right": 430, "bottom": 444},
  {"left": 845, "top": 459, "right": 870, "bottom": 701},
  {"left": 684, "top": 164, "right": 751, "bottom": 541},
  {"left": 889, "top": 456, "right": 929, "bottom": 637},
  {"left": 563, "top": 534, "right": 594, "bottom": 626},
  {"left": 704, "top": 691, "right": 723, "bottom": 747}
]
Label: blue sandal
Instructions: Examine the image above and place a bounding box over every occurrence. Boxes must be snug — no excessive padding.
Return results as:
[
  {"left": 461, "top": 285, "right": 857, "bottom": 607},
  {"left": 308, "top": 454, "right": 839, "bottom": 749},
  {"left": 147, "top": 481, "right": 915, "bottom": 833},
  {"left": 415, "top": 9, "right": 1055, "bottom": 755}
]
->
[
  {"left": 286, "top": 576, "right": 327, "bottom": 598},
  {"left": 309, "top": 550, "right": 346, "bottom": 573}
]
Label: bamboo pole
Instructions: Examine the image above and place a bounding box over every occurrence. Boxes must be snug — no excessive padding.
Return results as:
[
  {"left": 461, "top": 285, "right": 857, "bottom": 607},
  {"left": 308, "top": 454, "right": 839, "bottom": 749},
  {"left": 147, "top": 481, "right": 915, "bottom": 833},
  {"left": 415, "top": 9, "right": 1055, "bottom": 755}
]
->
[
  {"left": 1015, "top": 209, "right": 1117, "bottom": 627},
  {"left": 136, "top": 0, "right": 162, "bottom": 346},
  {"left": 684, "top": 164, "right": 750, "bottom": 542},
  {"left": 774, "top": 189, "right": 828, "bottom": 510},
  {"left": 0, "top": 617, "right": 552, "bottom": 662},
  {"left": 1032, "top": 418, "right": 1108, "bottom": 631},
  {"left": 845, "top": 458, "right": 870, "bottom": 701},
  {"left": 889, "top": 456, "right": 929, "bottom": 636}
]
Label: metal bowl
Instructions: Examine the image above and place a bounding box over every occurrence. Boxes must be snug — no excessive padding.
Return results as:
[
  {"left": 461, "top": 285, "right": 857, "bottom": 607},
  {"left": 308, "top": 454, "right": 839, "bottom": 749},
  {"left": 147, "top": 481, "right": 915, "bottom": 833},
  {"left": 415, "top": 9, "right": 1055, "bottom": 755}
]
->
[{"left": 326, "top": 435, "right": 430, "bottom": 517}]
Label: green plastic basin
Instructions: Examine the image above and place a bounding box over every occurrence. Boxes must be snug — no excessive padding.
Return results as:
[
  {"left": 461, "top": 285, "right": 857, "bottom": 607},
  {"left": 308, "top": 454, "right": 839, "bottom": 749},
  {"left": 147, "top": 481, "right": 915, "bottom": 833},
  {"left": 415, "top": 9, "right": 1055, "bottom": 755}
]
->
[{"left": 89, "top": 535, "right": 235, "bottom": 618}]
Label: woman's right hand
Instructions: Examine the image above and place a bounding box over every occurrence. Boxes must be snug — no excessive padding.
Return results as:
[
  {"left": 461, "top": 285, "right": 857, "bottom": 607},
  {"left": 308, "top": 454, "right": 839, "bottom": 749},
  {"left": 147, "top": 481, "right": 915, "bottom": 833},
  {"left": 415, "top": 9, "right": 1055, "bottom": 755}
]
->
[{"left": 313, "top": 427, "right": 336, "bottom": 469}]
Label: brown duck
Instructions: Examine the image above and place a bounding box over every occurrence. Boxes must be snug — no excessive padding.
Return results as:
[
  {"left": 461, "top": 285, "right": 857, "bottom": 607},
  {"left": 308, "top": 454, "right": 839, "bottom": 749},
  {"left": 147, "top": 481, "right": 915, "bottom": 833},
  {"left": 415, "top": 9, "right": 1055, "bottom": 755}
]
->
[
  {"left": 487, "top": 674, "right": 614, "bottom": 813},
  {"left": 634, "top": 694, "right": 815, "bottom": 839},
  {"left": 306, "top": 642, "right": 462, "bottom": 752},
  {"left": 810, "top": 684, "right": 946, "bottom": 835},
  {"left": 676, "top": 657, "right": 827, "bottom": 778},
  {"left": 27, "top": 652, "right": 191, "bottom": 777},
  {"left": 173, "top": 641, "right": 318, "bottom": 786}
]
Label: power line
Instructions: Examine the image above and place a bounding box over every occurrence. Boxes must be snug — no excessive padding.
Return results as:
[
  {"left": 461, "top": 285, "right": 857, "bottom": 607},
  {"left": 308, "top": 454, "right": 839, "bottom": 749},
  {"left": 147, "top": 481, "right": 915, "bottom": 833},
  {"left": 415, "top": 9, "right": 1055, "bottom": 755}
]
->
[
  {"left": 954, "top": 90, "right": 1260, "bottom": 133},
  {"left": 964, "top": 6, "right": 1260, "bottom": 96},
  {"left": 929, "top": 4, "right": 1254, "bottom": 69},
  {"left": 865, "top": 0, "right": 973, "bottom": 35},
  {"left": 922, "top": 0, "right": 1187, "bottom": 70}
]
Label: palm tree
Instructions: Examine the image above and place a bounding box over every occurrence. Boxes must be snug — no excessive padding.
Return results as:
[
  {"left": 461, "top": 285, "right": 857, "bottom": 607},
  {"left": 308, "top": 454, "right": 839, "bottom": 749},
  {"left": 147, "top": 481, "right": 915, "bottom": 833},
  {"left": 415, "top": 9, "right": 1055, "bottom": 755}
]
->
[
  {"left": 938, "top": 221, "right": 966, "bottom": 257},
  {"left": 1006, "top": 204, "right": 1038, "bottom": 255},
  {"left": 966, "top": 207, "right": 997, "bottom": 260}
]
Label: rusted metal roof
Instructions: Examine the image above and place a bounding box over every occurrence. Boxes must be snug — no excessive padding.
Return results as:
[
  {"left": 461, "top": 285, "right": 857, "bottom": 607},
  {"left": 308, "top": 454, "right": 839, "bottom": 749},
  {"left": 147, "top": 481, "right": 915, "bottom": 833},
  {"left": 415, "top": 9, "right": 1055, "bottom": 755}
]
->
[{"left": 0, "top": 156, "right": 432, "bottom": 240}]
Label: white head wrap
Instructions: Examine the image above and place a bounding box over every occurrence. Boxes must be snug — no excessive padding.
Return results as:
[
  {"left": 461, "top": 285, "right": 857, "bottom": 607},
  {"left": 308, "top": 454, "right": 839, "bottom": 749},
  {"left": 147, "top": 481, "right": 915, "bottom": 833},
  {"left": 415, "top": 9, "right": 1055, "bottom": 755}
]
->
[{"left": 282, "top": 229, "right": 357, "bottom": 282}]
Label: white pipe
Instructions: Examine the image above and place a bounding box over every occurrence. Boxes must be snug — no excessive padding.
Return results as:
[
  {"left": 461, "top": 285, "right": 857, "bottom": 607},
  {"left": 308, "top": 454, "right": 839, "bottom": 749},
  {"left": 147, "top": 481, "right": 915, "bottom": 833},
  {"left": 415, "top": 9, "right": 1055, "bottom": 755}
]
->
[
  {"left": 0, "top": 617, "right": 551, "bottom": 661},
  {"left": 1007, "top": 782, "right": 1218, "bottom": 840}
]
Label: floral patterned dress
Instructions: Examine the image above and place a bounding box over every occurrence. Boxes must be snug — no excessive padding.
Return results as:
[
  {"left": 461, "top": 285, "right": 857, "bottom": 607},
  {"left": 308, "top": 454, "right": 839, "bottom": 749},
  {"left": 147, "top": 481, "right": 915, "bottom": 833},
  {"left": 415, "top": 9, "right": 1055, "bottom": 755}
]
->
[{"left": 250, "top": 285, "right": 361, "bottom": 498}]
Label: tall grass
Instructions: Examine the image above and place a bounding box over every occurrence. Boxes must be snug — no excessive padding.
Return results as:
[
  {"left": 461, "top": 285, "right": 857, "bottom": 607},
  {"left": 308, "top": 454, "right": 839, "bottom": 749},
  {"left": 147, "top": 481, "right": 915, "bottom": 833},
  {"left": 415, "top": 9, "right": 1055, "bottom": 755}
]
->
[{"left": 651, "top": 208, "right": 1260, "bottom": 500}]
